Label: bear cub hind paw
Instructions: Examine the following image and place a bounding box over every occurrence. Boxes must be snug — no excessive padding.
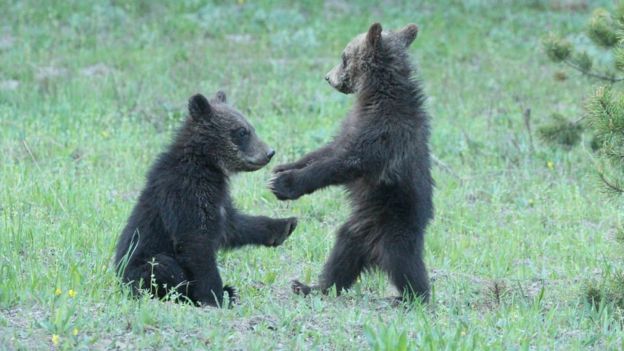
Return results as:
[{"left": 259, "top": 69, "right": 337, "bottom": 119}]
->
[
  {"left": 223, "top": 285, "right": 238, "bottom": 307},
  {"left": 291, "top": 279, "right": 312, "bottom": 296}
]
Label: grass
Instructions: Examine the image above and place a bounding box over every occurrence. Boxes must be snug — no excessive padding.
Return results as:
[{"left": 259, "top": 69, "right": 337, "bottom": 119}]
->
[{"left": 1, "top": 0, "right": 624, "bottom": 349}]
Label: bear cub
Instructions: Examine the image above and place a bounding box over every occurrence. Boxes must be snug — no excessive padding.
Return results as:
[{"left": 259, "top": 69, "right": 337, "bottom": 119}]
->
[
  {"left": 270, "top": 23, "right": 433, "bottom": 302},
  {"left": 115, "top": 91, "right": 298, "bottom": 307}
]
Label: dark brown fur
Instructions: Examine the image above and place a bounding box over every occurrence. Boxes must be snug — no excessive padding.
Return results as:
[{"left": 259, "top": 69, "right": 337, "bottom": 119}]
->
[
  {"left": 115, "top": 92, "right": 298, "bottom": 307},
  {"left": 270, "top": 23, "right": 433, "bottom": 302}
]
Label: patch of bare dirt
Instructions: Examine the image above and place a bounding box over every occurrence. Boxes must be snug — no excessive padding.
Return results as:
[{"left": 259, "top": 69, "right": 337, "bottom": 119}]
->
[
  {"left": 35, "top": 66, "right": 67, "bottom": 81},
  {"left": 225, "top": 34, "right": 254, "bottom": 44},
  {"left": 323, "top": 0, "right": 351, "bottom": 15},
  {"left": 0, "top": 33, "right": 13, "bottom": 50},
  {"left": 549, "top": 0, "right": 588, "bottom": 12},
  {"left": 80, "top": 63, "right": 114, "bottom": 77},
  {"left": 0, "top": 80, "right": 19, "bottom": 91}
]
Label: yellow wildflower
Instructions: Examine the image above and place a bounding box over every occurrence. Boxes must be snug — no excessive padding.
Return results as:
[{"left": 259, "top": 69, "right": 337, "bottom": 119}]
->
[
  {"left": 546, "top": 161, "right": 554, "bottom": 170},
  {"left": 54, "top": 288, "right": 62, "bottom": 296},
  {"left": 52, "top": 334, "right": 60, "bottom": 346},
  {"left": 68, "top": 289, "right": 76, "bottom": 298},
  {"left": 72, "top": 328, "right": 79, "bottom": 336}
]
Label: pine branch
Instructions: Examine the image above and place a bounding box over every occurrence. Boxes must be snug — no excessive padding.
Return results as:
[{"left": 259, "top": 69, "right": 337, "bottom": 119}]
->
[
  {"left": 599, "top": 172, "right": 624, "bottom": 194},
  {"left": 563, "top": 59, "right": 624, "bottom": 83},
  {"left": 587, "top": 86, "right": 616, "bottom": 132},
  {"left": 587, "top": 8, "right": 619, "bottom": 48},
  {"left": 537, "top": 113, "right": 583, "bottom": 149}
]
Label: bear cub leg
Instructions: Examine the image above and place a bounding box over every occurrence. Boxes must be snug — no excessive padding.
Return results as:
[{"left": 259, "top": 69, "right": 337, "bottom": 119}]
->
[
  {"left": 380, "top": 238, "right": 430, "bottom": 303},
  {"left": 272, "top": 145, "right": 335, "bottom": 174},
  {"left": 174, "top": 238, "right": 229, "bottom": 307},
  {"left": 222, "top": 210, "right": 298, "bottom": 249},
  {"left": 123, "top": 253, "right": 191, "bottom": 301},
  {"left": 292, "top": 223, "right": 366, "bottom": 297}
]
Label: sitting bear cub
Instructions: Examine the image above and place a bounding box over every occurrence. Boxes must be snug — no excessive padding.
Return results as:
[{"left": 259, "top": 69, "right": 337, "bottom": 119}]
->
[{"left": 115, "top": 91, "right": 298, "bottom": 307}]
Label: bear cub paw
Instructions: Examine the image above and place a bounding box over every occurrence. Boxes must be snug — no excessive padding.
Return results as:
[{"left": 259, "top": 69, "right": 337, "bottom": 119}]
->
[
  {"left": 291, "top": 280, "right": 312, "bottom": 296},
  {"left": 223, "top": 285, "right": 238, "bottom": 307},
  {"left": 269, "top": 171, "right": 303, "bottom": 200},
  {"left": 267, "top": 217, "right": 298, "bottom": 247}
]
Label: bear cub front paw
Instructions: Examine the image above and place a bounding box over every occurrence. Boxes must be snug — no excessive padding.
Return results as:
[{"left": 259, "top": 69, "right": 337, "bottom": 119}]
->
[
  {"left": 269, "top": 171, "right": 303, "bottom": 200},
  {"left": 267, "top": 217, "right": 298, "bottom": 247}
]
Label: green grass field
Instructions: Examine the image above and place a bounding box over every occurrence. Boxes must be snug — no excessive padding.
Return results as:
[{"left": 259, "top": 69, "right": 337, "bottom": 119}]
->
[{"left": 1, "top": 0, "right": 623, "bottom": 349}]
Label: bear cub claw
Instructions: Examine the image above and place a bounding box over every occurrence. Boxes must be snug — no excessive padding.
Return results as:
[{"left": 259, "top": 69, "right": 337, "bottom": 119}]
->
[
  {"left": 269, "top": 171, "right": 302, "bottom": 200},
  {"left": 268, "top": 217, "right": 298, "bottom": 246}
]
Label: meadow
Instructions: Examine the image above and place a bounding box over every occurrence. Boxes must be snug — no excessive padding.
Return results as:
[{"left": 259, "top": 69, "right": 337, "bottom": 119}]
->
[{"left": 1, "top": 0, "right": 623, "bottom": 349}]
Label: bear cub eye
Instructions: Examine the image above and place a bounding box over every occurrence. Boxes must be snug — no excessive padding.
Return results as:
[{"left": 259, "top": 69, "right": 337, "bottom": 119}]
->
[
  {"left": 237, "top": 128, "right": 249, "bottom": 138},
  {"left": 231, "top": 127, "right": 250, "bottom": 146}
]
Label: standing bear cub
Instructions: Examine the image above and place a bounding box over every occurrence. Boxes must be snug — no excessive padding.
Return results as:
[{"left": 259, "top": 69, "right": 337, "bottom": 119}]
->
[
  {"left": 116, "top": 91, "right": 298, "bottom": 307},
  {"left": 270, "top": 23, "right": 433, "bottom": 302}
]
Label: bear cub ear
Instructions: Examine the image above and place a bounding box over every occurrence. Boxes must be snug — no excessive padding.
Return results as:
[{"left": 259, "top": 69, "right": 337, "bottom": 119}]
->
[
  {"left": 188, "top": 94, "right": 212, "bottom": 120},
  {"left": 398, "top": 24, "right": 418, "bottom": 48},
  {"left": 367, "top": 22, "right": 383, "bottom": 49},
  {"left": 214, "top": 90, "right": 227, "bottom": 104}
]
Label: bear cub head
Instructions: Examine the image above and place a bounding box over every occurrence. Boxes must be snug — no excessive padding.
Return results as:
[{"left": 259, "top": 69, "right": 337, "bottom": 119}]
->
[
  {"left": 325, "top": 23, "right": 419, "bottom": 94},
  {"left": 186, "top": 91, "right": 274, "bottom": 172}
]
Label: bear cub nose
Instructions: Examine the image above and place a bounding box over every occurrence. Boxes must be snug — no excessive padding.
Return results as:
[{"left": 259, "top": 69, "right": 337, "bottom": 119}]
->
[
  {"left": 325, "top": 75, "right": 330, "bottom": 82},
  {"left": 266, "top": 149, "right": 275, "bottom": 161}
]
